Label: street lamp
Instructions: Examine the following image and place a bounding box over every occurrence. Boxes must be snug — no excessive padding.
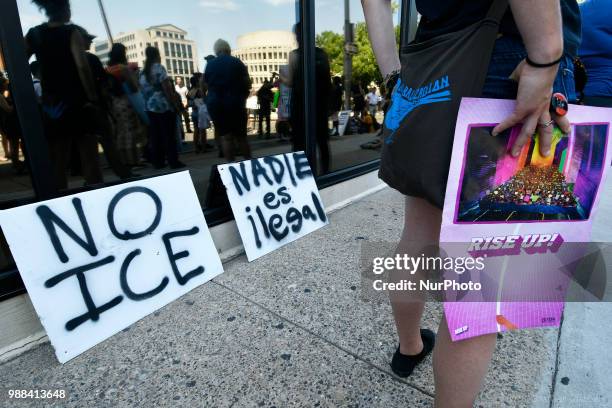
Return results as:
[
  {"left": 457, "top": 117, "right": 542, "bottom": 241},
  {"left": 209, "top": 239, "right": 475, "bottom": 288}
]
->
[{"left": 343, "top": 0, "right": 355, "bottom": 111}]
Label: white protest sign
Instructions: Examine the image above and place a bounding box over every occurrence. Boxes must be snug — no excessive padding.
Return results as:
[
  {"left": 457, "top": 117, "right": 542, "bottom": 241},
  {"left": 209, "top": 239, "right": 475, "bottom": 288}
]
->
[
  {"left": 277, "top": 65, "right": 292, "bottom": 121},
  {"left": 0, "top": 172, "right": 223, "bottom": 363},
  {"left": 338, "top": 111, "right": 351, "bottom": 136},
  {"left": 218, "top": 152, "right": 328, "bottom": 261}
]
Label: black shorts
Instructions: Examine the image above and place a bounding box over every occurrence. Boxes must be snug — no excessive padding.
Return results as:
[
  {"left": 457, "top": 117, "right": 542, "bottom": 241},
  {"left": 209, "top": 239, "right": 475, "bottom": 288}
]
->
[{"left": 214, "top": 108, "right": 247, "bottom": 140}]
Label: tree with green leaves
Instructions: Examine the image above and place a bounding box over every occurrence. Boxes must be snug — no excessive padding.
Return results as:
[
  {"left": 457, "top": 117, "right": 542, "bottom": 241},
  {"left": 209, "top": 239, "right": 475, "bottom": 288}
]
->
[{"left": 316, "top": 22, "right": 400, "bottom": 88}]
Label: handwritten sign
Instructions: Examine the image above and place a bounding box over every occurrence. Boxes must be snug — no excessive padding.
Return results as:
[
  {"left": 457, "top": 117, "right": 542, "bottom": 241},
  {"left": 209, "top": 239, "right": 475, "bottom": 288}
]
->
[
  {"left": 0, "top": 172, "right": 223, "bottom": 363},
  {"left": 338, "top": 111, "right": 351, "bottom": 136},
  {"left": 218, "top": 152, "right": 328, "bottom": 261}
]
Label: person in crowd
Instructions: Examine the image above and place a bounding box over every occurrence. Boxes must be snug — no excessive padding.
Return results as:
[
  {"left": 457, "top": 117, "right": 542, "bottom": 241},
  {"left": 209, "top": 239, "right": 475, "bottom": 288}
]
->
[
  {"left": 484, "top": 166, "right": 577, "bottom": 207},
  {"left": 30, "top": 61, "right": 42, "bottom": 103},
  {"left": 107, "top": 43, "right": 148, "bottom": 168},
  {"left": 0, "top": 74, "right": 12, "bottom": 163},
  {"left": 274, "top": 68, "right": 292, "bottom": 143},
  {"left": 202, "top": 54, "right": 222, "bottom": 155},
  {"left": 0, "top": 74, "right": 26, "bottom": 174},
  {"left": 287, "top": 23, "right": 332, "bottom": 174},
  {"left": 362, "top": 0, "right": 580, "bottom": 406},
  {"left": 365, "top": 86, "right": 380, "bottom": 118},
  {"left": 187, "top": 73, "right": 206, "bottom": 153},
  {"left": 579, "top": 0, "right": 612, "bottom": 107},
  {"left": 175, "top": 76, "right": 192, "bottom": 134},
  {"left": 197, "top": 86, "right": 212, "bottom": 154},
  {"left": 139, "top": 46, "right": 185, "bottom": 169},
  {"left": 329, "top": 76, "right": 344, "bottom": 136},
  {"left": 257, "top": 78, "right": 274, "bottom": 139},
  {"left": 25, "top": 0, "right": 103, "bottom": 189},
  {"left": 204, "top": 39, "right": 252, "bottom": 162},
  {"left": 351, "top": 83, "right": 366, "bottom": 121},
  {"left": 79, "top": 27, "right": 134, "bottom": 180},
  {"left": 361, "top": 82, "right": 392, "bottom": 150}
]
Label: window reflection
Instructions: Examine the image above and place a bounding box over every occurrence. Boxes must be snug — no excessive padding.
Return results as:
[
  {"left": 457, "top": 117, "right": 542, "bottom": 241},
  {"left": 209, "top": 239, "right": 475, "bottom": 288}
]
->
[
  {"left": 315, "top": 0, "right": 401, "bottom": 174},
  {"left": 0, "top": 41, "right": 34, "bottom": 202},
  {"left": 0, "top": 39, "right": 35, "bottom": 273},
  {"left": 16, "top": 0, "right": 300, "bottom": 208}
]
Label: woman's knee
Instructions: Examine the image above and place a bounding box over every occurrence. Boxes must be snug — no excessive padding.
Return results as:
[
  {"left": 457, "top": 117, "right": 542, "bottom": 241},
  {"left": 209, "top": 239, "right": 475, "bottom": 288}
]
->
[{"left": 402, "top": 196, "right": 442, "bottom": 242}]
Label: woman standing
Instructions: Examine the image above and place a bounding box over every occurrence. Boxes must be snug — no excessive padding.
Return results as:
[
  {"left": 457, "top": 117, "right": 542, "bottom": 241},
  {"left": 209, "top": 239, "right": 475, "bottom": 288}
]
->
[
  {"left": 361, "top": 0, "right": 579, "bottom": 406},
  {"left": 25, "top": 0, "right": 103, "bottom": 189},
  {"left": 106, "top": 43, "right": 147, "bottom": 167},
  {"left": 139, "top": 46, "right": 185, "bottom": 169}
]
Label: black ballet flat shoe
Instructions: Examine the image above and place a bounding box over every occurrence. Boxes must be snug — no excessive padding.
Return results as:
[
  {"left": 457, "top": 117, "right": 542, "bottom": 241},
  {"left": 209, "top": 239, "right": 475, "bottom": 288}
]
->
[{"left": 391, "top": 329, "right": 436, "bottom": 378}]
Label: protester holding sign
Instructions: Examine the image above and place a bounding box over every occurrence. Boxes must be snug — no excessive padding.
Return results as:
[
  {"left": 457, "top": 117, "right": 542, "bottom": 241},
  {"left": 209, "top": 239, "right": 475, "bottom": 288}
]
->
[{"left": 362, "top": 0, "right": 581, "bottom": 406}]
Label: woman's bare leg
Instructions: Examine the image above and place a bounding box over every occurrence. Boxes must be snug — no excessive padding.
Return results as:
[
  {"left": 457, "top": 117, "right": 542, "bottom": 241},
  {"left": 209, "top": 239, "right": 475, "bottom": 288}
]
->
[
  {"left": 391, "top": 196, "right": 442, "bottom": 355},
  {"left": 433, "top": 316, "right": 496, "bottom": 408}
]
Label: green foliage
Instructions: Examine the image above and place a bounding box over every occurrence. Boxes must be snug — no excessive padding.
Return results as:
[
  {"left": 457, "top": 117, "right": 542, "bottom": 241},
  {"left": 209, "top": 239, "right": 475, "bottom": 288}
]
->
[
  {"left": 315, "top": 30, "right": 344, "bottom": 74},
  {"left": 316, "top": 22, "right": 400, "bottom": 87}
]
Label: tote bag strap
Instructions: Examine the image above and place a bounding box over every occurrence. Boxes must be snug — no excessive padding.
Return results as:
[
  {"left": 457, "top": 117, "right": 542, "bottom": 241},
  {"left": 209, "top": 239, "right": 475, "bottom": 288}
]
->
[{"left": 485, "top": 0, "right": 509, "bottom": 25}]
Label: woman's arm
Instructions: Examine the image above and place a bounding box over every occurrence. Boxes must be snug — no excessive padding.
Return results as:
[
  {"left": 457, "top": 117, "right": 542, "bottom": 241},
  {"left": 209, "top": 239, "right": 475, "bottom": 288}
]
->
[
  {"left": 361, "top": 0, "right": 400, "bottom": 78},
  {"left": 493, "top": 0, "right": 569, "bottom": 158}
]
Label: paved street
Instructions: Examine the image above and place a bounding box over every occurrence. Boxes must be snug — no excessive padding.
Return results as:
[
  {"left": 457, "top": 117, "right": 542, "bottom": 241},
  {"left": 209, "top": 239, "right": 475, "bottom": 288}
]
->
[{"left": 1, "top": 174, "right": 611, "bottom": 407}]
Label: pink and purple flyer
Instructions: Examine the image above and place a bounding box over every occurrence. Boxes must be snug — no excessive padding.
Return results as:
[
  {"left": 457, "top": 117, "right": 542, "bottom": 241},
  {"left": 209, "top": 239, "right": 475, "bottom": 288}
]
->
[{"left": 441, "top": 98, "right": 612, "bottom": 342}]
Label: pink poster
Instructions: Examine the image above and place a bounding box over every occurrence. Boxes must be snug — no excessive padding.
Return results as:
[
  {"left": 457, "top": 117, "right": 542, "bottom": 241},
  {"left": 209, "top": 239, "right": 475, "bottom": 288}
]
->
[{"left": 441, "top": 98, "right": 612, "bottom": 341}]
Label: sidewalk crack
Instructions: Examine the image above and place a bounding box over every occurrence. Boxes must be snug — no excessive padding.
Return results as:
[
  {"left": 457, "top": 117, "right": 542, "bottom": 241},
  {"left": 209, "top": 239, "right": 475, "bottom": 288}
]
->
[{"left": 548, "top": 313, "right": 565, "bottom": 408}]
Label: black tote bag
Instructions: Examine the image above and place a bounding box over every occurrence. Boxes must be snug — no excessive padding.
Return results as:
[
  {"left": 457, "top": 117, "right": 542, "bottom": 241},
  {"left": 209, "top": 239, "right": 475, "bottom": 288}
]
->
[{"left": 380, "top": 0, "right": 508, "bottom": 209}]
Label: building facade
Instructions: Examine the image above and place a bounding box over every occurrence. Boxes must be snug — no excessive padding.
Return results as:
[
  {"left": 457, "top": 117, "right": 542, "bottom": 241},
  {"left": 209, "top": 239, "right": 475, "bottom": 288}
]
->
[
  {"left": 92, "top": 24, "right": 199, "bottom": 83},
  {"left": 234, "top": 30, "right": 297, "bottom": 89}
]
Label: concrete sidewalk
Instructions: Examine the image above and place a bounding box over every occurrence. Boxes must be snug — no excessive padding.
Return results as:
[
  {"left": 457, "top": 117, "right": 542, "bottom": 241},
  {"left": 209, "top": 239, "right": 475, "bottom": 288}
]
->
[{"left": 1, "top": 186, "right": 610, "bottom": 408}]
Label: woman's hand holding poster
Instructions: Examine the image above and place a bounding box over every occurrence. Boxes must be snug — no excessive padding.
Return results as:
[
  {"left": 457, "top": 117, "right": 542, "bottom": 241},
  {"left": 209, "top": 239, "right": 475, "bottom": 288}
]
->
[{"left": 441, "top": 98, "right": 612, "bottom": 341}]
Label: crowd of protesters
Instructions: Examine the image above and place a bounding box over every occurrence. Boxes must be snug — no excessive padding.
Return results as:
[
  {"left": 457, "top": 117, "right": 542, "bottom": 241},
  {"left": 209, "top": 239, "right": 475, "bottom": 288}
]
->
[
  {"left": 483, "top": 166, "right": 578, "bottom": 208},
  {"left": 6, "top": 0, "right": 609, "bottom": 189},
  {"left": 2, "top": 0, "right": 391, "bottom": 187}
]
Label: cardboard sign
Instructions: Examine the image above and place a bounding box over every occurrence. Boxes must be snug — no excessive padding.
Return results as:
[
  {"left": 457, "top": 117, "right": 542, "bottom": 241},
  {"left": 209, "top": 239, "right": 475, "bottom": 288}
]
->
[
  {"left": 218, "top": 152, "right": 328, "bottom": 261},
  {"left": 441, "top": 98, "right": 612, "bottom": 341},
  {"left": 277, "top": 65, "right": 292, "bottom": 121},
  {"left": 338, "top": 111, "right": 351, "bottom": 136},
  {"left": 0, "top": 172, "right": 223, "bottom": 363}
]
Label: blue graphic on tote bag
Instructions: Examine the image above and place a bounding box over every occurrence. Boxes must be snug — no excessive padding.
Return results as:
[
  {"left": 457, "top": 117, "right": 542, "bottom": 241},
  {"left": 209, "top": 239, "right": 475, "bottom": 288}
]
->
[{"left": 384, "top": 76, "right": 452, "bottom": 144}]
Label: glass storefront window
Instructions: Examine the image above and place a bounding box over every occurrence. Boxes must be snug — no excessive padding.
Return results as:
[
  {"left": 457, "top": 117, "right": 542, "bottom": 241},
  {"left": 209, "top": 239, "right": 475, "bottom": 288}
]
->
[
  {"left": 315, "top": 0, "right": 401, "bottom": 175},
  {"left": 14, "top": 0, "right": 301, "bottom": 210},
  {"left": 0, "top": 39, "right": 38, "bottom": 291},
  {"left": 0, "top": 44, "right": 35, "bottom": 204}
]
